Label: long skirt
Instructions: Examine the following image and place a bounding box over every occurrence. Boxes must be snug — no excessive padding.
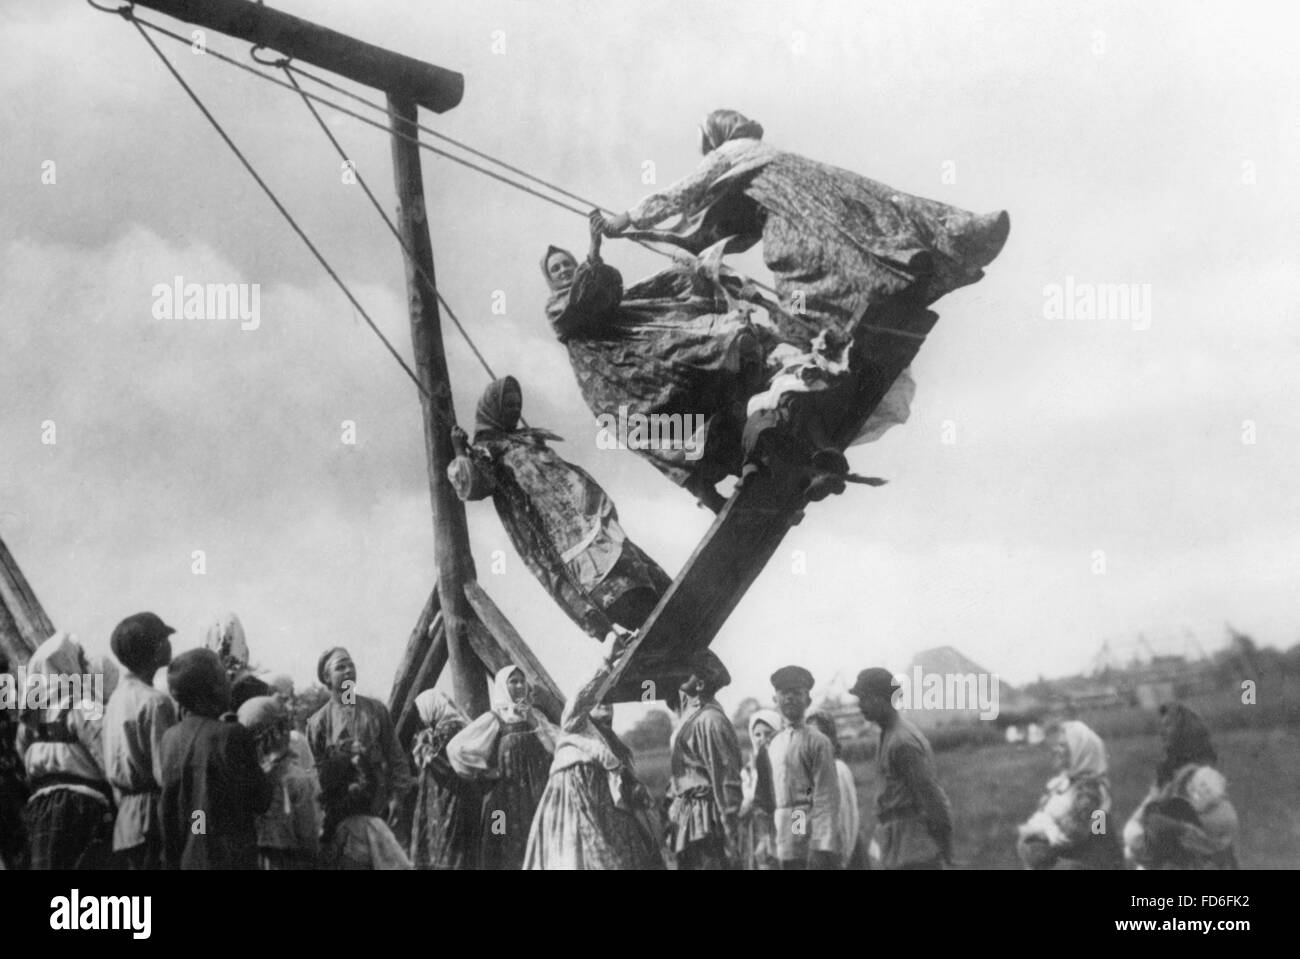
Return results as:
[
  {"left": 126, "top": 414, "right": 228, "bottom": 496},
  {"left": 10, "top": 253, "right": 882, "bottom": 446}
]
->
[
  {"left": 478, "top": 724, "right": 551, "bottom": 870},
  {"left": 411, "top": 769, "right": 480, "bottom": 870},
  {"left": 524, "top": 763, "right": 664, "bottom": 870},
  {"left": 24, "top": 789, "right": 113, "bottom": 870}
]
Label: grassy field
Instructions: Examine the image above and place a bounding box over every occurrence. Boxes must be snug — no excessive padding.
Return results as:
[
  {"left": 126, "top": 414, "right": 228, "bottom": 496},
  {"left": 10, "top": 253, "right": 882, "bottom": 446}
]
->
[{"left": 634, "top": 724, "right": 1300, "bottom": 869}]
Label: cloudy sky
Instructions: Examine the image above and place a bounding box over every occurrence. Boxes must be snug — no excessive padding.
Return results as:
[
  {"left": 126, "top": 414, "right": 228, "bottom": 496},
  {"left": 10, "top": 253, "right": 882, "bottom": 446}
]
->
[{"left": 3, "top": 0, "right": 1297, "bottom": 719}]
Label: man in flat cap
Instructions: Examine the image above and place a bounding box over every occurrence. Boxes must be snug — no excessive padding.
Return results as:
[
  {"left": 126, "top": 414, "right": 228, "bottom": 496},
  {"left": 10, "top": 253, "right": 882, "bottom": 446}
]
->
[
  {"left": 102, "top": 611, "right": 176, "bottom": 869},
  {"left": 850, "top": 666, "right": 953, "bottom": 869},
  {"left": 665, "top": 650, "right": 743, "bottom": 869},
  {"left": 306, "top": 646, "right": 411, "bottom": 833},
  {"left": 766, "top": 665, "right": 840, "bottom": 869}
]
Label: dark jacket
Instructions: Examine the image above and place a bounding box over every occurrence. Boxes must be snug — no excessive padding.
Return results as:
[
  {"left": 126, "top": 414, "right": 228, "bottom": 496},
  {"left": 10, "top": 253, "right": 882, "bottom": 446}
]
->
[{"left": 160, "top": 715, "right": 271, "bottom": 869}]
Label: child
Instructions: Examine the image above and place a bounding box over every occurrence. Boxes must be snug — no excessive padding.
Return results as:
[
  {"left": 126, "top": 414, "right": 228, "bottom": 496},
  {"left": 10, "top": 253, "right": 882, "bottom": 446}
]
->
[
  {"left": 236, "top": 696, "right": 319, "bottom": 870},
  {"left": 317, "top": 749, "right": 411, "bottom": 870},
  {"left": 160, "top": 649, "right": 272, "bottom": 869}
]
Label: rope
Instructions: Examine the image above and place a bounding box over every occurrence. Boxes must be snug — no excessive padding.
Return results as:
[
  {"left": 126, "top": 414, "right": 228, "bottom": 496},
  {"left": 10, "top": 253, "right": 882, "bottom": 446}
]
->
[
  {"left": 93, "top": 4, "right": 778, "bottom": 294},
  {"left": 124, "top": 10, "right": 456, "bottom": 422}
]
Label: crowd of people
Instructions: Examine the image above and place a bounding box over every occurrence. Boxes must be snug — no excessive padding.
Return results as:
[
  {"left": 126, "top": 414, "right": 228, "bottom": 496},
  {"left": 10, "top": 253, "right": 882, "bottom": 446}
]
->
[{"left": 0, "top": 611, "right": 1240, "bottom": 870}]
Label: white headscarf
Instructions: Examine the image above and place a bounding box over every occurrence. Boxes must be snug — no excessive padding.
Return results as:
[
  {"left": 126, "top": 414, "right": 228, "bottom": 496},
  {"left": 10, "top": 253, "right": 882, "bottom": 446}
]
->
[
  {"left": 414, "top": 688, "right": 467, "bottom": 728},
  {"left": 25, "top": 631, "right": 86, "bottom": 724},
  {"left": 491, "top": 664, "right": 530, "bottom": 723},
  {"left": 747, "top": 709, "right": 781, "bottom": 750},
  {"left": 1060, "top": 720, "right": 1108, "bottom": 781}
]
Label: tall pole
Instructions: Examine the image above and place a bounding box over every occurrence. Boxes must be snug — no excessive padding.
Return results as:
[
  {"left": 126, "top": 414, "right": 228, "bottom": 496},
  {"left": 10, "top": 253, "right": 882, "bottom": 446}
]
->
[{"left": 387, "top": 94, "right": 488, "bottom": 718}]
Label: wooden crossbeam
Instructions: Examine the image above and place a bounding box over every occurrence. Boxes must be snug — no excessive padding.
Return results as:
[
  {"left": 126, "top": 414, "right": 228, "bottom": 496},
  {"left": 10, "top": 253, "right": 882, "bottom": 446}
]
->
[
  {"left": 132, "top": 0, "right": 463, "bottom": 113},
  {"left": 463, "top": 581, "right": 566, "bottom": 721}
]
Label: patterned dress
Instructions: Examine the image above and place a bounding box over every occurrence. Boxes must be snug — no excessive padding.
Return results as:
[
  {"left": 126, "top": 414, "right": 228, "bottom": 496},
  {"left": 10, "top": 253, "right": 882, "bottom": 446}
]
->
[
  {"left": 547, "top": 257, "right": 773, "bottom": 489},
  {"left": 478, "top": 719, "right": 553, "bottom": 871},
  {"left": 627, "top": 137, "right": 1011, "bottom": 349},
  {"left": 523, "top": 723, "right": 664, "bottom": 870},
  {"left": 449, "top": 425, "right": 670, "bottom": 637},
  {"left": 410, "top": 717, "right": 481, "bottom": 870}
]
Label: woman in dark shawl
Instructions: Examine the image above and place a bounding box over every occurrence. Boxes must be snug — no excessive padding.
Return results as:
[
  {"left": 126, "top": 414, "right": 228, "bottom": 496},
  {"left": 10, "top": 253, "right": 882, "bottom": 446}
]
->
[
  {"left": 449, "top": 375, "right": 672, "bottom": 635},
  {"left": 1123, "top": 703, "right": 1239, "bottom": 869},
  {"left": 409, "top": 690, "right": 480, "bottom": 870},
  {"left": 596, "top": 108, "right": 1011, "bottom": 349},
  {"left": 543, "top": 228, "right": 777, "bottom": 511}
]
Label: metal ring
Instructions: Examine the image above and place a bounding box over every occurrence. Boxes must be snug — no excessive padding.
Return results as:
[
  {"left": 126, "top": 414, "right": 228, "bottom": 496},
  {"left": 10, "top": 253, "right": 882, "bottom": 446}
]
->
[
  {"left": 86, "top": 0, "right": 134, "bottom": 15},
  {"left": 250, "top": 44, "right": 291, "bottom": 68}
]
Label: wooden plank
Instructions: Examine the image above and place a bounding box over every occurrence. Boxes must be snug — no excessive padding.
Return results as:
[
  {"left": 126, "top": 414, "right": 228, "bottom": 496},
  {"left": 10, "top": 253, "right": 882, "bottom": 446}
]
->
[
  {"left": 393, "top": 617, "right": 450, "bottom": 750},
  {"left": 389, "top": 93, "right": 489, "bottom": 718},
  {"left": 132, "top": 0, "right": 463, "bottom": 113},
  {"left": 387, "top": 585, "right": 441, "bottom": 715},
  {"left": 463, "top": 580, "right": 566, "bottom": 719},
  {"left": 0, "top": 535, "right": 55, "bottom": 666},
  {"left": 599, "top": 295, "right": 940, "bottom": 703}
]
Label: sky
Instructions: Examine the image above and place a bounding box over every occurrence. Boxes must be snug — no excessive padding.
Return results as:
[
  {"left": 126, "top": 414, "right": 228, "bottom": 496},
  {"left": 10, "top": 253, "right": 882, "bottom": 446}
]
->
[{"left": 2, "top": 0, "right": 1298, "bottom": 722}]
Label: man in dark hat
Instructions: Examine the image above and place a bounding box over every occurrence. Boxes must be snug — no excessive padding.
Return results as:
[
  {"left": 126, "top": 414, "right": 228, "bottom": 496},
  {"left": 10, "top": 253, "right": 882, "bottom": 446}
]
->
[
  {"left": 850, "top": 666, "right": 953, "bottom": 870},
  {"left": 665, "top": 650, "right": 743, "bottom": 869},
  {"left": 306, "top": 646, "right": 411, "bottom": 835},
  {"left": 102, "top": 612, "right": 176, "bottom": 869},
  {"left": 159, "top": 649, "right": 272, "bottom": 869},
  {"left": 766, "top": 665, "right": 840, "bottom": 869}
]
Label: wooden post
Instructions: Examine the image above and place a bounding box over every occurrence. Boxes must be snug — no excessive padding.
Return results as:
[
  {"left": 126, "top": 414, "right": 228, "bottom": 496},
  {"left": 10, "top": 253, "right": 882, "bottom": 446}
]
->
[
  {"left": 388, "top": 93, "right": 488, "bottom": 718},
  {"left": 0, "top": 535, "right": 55, "bottom": 666},
  {"left": 393, "top": 619, "right": 451, "bottom": 749}
]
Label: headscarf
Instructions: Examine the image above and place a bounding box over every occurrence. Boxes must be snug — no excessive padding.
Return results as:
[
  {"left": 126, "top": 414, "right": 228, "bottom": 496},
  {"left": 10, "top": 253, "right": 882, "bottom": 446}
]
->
[
  {"left": 541, "top": 245, "right": 577, "bottom": 290},
  {"left": 1058, "top": 720, "right": 1108, "bottom": 781},
  {"left": 747, "top": 708, "right": 781, "bottom": 751},
  {"left": 204, "top": 612, "right": 249, "bottom": 674},
  {"left": 491, "top": 664, "right": 530, "bottom": 724},
  {"left": 475, "top": 375, "right": 523, "bottom": 435},
  {"left": 167, "top": 648, "right": 231, "bottom": 719},
  {"left": 317, "top": 646, "right": 350, "bottom": 686},
  {"left": 236, "top": 695, "right": 287, "bottom": 734},
  {"left": 1157, "top": 703, "right": 1217, "bottom": 786},
  {"left": 699, "top": 108, "right": 765, "bottom": 153},
  {"left": 805, "top": 711, "right": 841, "bottom": 757},
  {"left": 414, "top": 688, "right": 467, "bottom": 729},
  {"left": 23, "top": 631, "right": 86, "bottom": 726}
]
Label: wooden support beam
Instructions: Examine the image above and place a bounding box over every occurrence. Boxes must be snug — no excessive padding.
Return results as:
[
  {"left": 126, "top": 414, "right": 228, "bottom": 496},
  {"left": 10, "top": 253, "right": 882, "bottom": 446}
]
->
[
  {"left": 131, "top": 0, "right": 463, "bottom": 113},
  {"left": 393, "top": 618, "right": 450, "bottom": 750},
  {"left": 0, "top": 535, "right": 55, "bottom": 666},
  {"left": 463, "top": 581, "right": 566, "bottom": 722},
  {"left": 388, "top": 93, "right": 488, "bottom": 718},
  {"left": 387, "top": 585, "right": 441, "bottom": 715}
]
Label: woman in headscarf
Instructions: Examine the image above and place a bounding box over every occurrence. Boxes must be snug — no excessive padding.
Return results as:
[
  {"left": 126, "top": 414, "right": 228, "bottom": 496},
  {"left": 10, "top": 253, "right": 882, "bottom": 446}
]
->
[
  {"left": 16, "top": 631, "right": 114, "bottom": 870},
  {"left": 1123, "top": 703, "right": 1238, "bottom": 870},
  {"left": 596, "top": 108, "right": 1011, "bottom": 349},
  {"left": 524, "top": 634, "right": 665, "bottom": 870},
  {"left": 1016, "top": 719, "right": 1122, "bottom": 870},
  {"left": 543, "top": 222, "right": 779, "bottom": 511},
  {"left": 409, "top": 689, "right": 480, "bottom": 870},
  {"left": 447, "top": 665, "right": 558, "bottom": 870},
  {"left": 449, "top": 375, "right": 672, "bottom": 637},
  {"left": 738, "top": 708, "right": 779, "bottom": 870},
  {"left": 806, "top": 710, "right": 864, "bottom": 869}
]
